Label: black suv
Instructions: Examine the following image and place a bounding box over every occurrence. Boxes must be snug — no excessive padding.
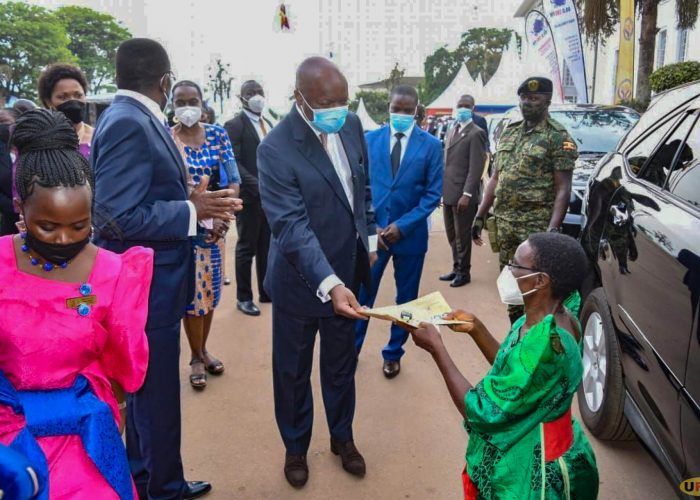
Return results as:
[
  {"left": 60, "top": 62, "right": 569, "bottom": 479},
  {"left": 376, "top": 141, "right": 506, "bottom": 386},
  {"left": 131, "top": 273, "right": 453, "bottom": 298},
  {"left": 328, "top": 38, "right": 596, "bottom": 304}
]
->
[
  {"left": 491, "top": 104, "right": 639, "bottom": 236},
  {"left": 578, "top": 81, "right": 700, "bottom": 487}
]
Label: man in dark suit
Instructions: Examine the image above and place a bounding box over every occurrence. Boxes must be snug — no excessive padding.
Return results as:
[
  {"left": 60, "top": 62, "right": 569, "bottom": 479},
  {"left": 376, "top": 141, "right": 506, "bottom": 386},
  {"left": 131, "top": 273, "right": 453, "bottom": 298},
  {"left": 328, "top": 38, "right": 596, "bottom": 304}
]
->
[
  {"left": 257, "top": 57, "right": 376, "bottom": 489},
  {"left": 355, "top": 85, "right": 443, "bottom": 379},
  {"left": 224, "top": 80, "right": 273, "bottom": 316},
  {"left": 92, "top": 38, "right": 240, "bottom": 500},
  {"left": 439, "top": 94, "right": 487, "bottom": 287}
]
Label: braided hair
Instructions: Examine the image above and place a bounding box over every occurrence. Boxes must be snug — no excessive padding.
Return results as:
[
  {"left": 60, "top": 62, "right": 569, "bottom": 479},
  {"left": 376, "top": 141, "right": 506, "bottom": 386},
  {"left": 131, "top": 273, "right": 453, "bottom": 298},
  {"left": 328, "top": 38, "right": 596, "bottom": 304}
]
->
[{"left": 11, "top": 109, "right": 92, "bottom": 201}]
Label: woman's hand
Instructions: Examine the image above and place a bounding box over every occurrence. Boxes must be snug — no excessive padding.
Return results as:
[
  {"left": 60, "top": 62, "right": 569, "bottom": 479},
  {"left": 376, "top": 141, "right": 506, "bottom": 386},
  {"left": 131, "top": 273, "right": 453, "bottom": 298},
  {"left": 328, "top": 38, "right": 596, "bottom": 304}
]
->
[
  {"left": 409, "top": 322, "right": 443, "bottom": 355},
  {"left": 206, "top": 218, "right": 230, "bottom": 242},
  {"left": 444, "top": 310, "right": 480, "bottom": 335}
]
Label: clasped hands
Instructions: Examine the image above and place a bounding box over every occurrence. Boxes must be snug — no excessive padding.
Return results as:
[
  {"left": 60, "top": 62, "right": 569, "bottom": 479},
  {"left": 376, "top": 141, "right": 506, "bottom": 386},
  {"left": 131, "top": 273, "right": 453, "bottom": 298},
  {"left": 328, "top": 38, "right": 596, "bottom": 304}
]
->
[{"left": 189, "top": 178, "right": 243, "bottom": 242}]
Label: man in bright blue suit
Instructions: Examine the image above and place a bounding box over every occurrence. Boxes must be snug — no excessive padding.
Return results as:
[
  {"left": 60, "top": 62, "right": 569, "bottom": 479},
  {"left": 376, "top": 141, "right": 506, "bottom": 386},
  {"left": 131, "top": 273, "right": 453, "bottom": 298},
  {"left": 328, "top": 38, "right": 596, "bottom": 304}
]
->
[
  {"left": 355, "top": 85, "right": 443, "bottom": 379},
  {"left": 92, "top": 38, "right": 239, "bottom": 500}
]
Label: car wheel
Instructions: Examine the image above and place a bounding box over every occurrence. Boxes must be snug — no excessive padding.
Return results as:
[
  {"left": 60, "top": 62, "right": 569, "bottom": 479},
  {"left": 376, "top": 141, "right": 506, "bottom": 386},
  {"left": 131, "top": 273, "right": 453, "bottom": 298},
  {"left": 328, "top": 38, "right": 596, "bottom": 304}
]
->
[{"left": 577, "top": 288, "right": 635, "bottom": 440}]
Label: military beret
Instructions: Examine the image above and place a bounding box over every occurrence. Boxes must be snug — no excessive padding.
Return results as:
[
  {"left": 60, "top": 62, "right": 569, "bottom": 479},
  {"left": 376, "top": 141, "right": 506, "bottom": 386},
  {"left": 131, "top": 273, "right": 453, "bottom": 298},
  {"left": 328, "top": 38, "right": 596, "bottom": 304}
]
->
[{"left": 517, "top": 77, "right": 553, "bottom": 95}]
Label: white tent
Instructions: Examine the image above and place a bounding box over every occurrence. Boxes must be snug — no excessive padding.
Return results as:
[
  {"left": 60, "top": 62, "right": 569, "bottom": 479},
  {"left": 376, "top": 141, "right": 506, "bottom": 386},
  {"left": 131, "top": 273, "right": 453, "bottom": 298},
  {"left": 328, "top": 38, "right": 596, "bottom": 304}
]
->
[
  {"left": 427, "top": 64, "right": 483, "bottom": 112},
  {"left": 476, "top": 35, "right": 524, "bottom": 106},
  {"left": 356, "top": 97, "right": 380, "bottom": 131}
]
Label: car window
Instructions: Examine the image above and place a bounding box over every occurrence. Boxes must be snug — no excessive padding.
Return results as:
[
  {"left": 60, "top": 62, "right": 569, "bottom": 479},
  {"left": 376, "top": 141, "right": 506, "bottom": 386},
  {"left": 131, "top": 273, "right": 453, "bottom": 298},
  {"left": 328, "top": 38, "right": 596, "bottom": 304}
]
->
[
  {"left": 625, "top": 117, "right": 680, "bottom": 179},
  {"left": 550, "top": 111, "right": 639, "bottom": 153},
  {"left": 667, "top": 116, "right": 700, "bottom": 208},
  {"left": 637, "top": 113, "right": 697, "bottom": 187}
]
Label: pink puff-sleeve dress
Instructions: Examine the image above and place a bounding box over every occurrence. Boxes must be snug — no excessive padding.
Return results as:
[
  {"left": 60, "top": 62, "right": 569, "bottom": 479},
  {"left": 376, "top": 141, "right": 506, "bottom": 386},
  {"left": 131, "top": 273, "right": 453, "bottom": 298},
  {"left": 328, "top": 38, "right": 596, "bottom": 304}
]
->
[{"left": 0, "top": 235, "right": 153, "bottom": 499}]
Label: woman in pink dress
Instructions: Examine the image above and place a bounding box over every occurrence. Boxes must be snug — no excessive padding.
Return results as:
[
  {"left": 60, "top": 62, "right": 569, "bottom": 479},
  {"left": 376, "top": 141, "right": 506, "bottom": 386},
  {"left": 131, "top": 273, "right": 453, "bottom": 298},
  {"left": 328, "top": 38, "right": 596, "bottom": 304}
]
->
[{"left": 0, "top": 109, "right": 152, "bottom": 499}]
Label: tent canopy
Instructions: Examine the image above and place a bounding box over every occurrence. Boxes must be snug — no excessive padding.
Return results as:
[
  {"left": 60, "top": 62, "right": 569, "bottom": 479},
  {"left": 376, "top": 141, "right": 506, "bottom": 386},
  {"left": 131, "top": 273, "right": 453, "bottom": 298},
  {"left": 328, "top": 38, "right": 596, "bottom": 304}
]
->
[{"left": 356, "top": 97, "right": 380, "bottom": 131}]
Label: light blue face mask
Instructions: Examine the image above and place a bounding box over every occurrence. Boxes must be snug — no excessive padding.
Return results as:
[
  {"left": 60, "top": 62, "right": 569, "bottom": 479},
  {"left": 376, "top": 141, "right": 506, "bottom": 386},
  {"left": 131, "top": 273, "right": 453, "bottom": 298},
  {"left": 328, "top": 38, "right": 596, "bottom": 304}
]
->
[
  {"left": 389, "top": 112, "right": 415, "bottom": 133},
  {"left": 456, "top": 107, "right": 473, "bottom": 123},
  {"left": 299, "top": 91, "right": 348, "bottom": 134}
]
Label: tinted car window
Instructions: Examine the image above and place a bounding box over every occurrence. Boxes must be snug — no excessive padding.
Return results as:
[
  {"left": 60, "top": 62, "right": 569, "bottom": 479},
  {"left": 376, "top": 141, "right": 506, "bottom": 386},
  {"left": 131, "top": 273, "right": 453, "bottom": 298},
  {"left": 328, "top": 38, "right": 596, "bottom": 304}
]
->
[
  {"left": 626, "top": 118, "right": 679, "bottom": 178},
  {"left": 639, "top": 114, "right": 697, "bottom": 187},
  {"left": 668, "top": 117, "right": 700, "bottom": 207},
  {"left": 550, "top": 111, "right": 638, "bottom": 153}
]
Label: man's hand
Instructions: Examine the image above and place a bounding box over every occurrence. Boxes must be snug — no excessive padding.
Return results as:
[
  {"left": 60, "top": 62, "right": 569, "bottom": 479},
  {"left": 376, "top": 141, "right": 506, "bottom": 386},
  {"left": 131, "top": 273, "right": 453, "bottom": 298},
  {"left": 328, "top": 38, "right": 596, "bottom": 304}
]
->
[
  {"left": 381, "top": 223, "right": 401, "bottom": 244},
  {"left": 376, "top": 227, "right": 389, "bottom": 251},
  {"left": 457, "top": 194, "right": 471, "bottom": 212},
  {"left": 190, "top": 181, "right": 243, "bottom": 221},
  {"left": 369, "top": 251, "right": 378, "bottom": 267},
  {"left": 330, "top": 285, "right": 367, "bottom": 320},
  {"left": 472, "top": 216, "right": 484, "bottom": 246}
]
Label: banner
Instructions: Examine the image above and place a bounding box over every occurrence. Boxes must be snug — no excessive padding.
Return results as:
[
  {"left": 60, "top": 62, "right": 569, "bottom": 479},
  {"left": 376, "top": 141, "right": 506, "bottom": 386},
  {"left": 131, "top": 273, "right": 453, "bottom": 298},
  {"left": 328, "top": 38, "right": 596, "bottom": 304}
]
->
[
  {"left": 614, "top": 0, "right": 635, "bottom": 103},
  {"left": 542, "top": 0, "right": 589, "bottom": 103},
  {"left": 525, "top": 11, "right": 564, "bottom": 103}
]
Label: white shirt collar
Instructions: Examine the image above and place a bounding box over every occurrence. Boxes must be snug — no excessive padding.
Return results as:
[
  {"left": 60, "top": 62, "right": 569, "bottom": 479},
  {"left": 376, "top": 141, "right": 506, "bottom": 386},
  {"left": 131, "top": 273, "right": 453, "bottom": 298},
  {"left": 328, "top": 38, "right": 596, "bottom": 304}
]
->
[
  {"left": 243, "top": 109, "right": 261, "bottom": 123},
  {"left": 390, "top": 121, "right": 415, "bottom": 141},
  {"left": 457, "top": 118, "right": 473, "bottom": 127},
  {"left": 116, "top": 89, "right": 166, "bottom": 123}
]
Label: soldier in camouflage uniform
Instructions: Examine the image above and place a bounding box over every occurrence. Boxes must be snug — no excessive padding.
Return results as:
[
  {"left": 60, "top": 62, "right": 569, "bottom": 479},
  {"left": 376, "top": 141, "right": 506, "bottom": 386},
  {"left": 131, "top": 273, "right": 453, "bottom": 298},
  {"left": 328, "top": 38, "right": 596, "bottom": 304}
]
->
[{"left": 473, "top": 77, "right": 578, "bottom": 323}]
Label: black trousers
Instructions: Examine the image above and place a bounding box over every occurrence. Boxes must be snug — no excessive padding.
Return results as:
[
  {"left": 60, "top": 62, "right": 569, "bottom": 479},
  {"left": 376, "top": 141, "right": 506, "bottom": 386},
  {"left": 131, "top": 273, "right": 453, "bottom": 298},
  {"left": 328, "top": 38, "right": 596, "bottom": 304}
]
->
[
  {"left": 443, "top": 203, "right": 477, "bottom": 276},
  {"left": 126, "top": 321, "right": 185, "bottom": 500},
  {"left": 272, "top": 306, "right": 357, "bottom": 455},
  {"left": 235, "top": 200, "right": 271, "bottom": 302}
]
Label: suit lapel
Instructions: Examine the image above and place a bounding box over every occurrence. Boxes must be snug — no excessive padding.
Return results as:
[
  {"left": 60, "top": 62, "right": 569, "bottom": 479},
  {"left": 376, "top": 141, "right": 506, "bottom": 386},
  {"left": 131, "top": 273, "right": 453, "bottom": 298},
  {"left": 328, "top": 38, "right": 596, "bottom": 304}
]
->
[
  {"left": 241, "top": 112, "right": 261, "bottom": 145},
  {"left": 378, "top": 126, "right": 392, "bottom": 183},
  {"left": 293, "top": 109, "right": 353, "bottom": 215},
  {"left": 447, "top": 122, "right": 472, "bottom": 150},
  {"left": 146, "top": 109, "right": 189, "bottom": 190},
  {"left": 394, "top": 128, "right": 425, "bottom": 184}
]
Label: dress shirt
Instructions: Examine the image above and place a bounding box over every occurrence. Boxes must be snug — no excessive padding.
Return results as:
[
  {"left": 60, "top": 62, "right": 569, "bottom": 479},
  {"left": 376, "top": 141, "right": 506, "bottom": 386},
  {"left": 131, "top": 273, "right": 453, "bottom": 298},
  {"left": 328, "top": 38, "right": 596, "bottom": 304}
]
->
[
  {"left": 115, "top": 89, "right": 198, "bottom": 236},
  {"left": 243, "top": 109, "right": 268, "bottom": 141},
  {"left": 389, "top": 121, "right": 415, "bottom": 164},
  {"left": 295, "top": 104, "right": 377, "bottom": 302}
]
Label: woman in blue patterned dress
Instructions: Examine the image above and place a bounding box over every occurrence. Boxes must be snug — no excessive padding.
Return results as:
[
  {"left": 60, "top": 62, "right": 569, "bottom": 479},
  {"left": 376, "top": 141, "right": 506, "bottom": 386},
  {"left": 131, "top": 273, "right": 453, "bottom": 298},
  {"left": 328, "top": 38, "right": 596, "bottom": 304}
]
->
[{"left": 171, "top": 81, "right": 241, "bottom": 389}]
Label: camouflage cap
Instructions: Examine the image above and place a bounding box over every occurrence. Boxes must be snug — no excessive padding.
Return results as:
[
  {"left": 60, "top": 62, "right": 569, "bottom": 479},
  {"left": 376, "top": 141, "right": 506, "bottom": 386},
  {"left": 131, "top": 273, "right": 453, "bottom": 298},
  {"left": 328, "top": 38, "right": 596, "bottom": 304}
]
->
[{"left": 517, "top": 77, "right": 553, "bottom": 96}]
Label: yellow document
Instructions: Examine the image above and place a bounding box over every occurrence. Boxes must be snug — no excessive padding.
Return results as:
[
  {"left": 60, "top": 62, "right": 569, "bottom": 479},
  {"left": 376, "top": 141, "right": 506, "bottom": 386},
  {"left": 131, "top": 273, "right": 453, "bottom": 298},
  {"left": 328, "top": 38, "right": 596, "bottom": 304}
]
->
[{"left": 360, "top": 292, "right": 469, "bottom": 328}]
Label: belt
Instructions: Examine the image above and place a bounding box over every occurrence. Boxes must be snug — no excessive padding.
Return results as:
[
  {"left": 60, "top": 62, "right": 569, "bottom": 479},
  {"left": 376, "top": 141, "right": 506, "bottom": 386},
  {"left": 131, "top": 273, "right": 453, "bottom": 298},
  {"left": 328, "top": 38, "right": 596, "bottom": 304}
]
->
[{"left": 0, "top": 371, "right": 133, "bottom": 499}]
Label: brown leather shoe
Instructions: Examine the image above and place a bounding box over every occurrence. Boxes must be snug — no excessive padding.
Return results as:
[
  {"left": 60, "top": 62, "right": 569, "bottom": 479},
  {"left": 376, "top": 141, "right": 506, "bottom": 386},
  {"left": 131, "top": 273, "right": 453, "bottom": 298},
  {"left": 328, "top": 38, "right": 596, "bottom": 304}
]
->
[
  {"left": 330, "top": 439, "right": 366, "bottom": 477},
  {"left": 383, "top": 359, "right": 400, "bottom": 379},
  {"left": 284, "top": 453, "right": 308, "bottom": 488}
]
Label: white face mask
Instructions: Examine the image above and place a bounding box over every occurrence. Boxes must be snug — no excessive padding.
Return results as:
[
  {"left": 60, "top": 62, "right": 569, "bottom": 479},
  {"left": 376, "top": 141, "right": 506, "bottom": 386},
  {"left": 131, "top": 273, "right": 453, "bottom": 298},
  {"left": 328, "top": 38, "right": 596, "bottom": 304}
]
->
[
  {"left": 246, "top": 95, "right": 266, "bottom": 114},
  {"left": 175, "top": 106, "right": 202, "bottom": 127},
  {"left": 496, "top": 266, "right": 541, "bottom": 305}
]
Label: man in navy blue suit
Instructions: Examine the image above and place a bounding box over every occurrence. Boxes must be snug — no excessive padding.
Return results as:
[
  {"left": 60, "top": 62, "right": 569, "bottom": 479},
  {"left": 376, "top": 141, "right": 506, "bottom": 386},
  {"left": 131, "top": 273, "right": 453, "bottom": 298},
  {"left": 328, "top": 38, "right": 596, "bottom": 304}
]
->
[
  {"left": 257, "top": 57, "right": 377, "bottom": 489},
  {"left": 92, "top": 38, "right": 240, "bottom": 500},
  {"left": 354, "top": 85, "right": 443, "bottom": 378}
]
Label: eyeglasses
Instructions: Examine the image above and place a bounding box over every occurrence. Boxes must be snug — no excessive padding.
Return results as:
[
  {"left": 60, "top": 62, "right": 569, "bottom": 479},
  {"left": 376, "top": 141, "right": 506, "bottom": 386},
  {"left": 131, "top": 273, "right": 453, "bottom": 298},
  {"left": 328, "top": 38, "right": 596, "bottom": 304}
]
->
[{"left": 508, "top": 260, "right": 540, "bottom": 273}]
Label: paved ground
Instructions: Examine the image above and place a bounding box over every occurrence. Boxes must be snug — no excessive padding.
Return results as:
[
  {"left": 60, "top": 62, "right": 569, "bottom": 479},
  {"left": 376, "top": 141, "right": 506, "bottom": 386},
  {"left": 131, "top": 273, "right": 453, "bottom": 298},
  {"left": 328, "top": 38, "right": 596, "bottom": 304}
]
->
[{"left": 179, "top": 211, "right": 676, "bottom": 499}]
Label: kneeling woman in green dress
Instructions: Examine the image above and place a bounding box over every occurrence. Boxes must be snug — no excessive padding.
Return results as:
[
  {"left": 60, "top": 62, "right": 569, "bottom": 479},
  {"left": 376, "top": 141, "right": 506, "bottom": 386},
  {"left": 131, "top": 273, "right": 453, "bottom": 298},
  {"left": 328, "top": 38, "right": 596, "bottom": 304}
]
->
[{"left": 406, "top": 232, "right": 598, "bottom": 499}]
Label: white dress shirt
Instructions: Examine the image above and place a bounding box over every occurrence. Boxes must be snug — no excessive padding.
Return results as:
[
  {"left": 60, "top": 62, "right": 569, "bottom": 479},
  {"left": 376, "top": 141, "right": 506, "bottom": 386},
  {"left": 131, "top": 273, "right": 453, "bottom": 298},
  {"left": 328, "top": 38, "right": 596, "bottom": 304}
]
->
[
  {"left": 243, "top": 109, "right": 268, "bottom": 141},
  {"left": 389, "top": 121, "right": 415, "bottom": 164},
  {"left": 295, "top": 104, "right": 377, "bottom": 302},
  {"left": 115, "top": 89, "right": 198, "bottom": 236}
]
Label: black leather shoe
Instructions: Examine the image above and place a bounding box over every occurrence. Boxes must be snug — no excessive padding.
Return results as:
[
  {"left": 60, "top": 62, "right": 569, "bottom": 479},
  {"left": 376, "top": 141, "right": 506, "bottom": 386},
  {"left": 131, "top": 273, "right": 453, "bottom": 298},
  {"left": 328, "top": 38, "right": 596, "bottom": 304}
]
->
[
  {"left": 330, "top": 439, "right": 366, "bottom": 477},
  {"left": 450, "top": 274, "right": 471, "bottom": 287},
  {"left": 383, "top": 360, "right": 400, "bottom": 379},
  {"left": 284, "top": 454, "right": 308, "bottom": 488},
  {"left": 237, "top": 300, "right": 261, "bottom": 316},
  {"left": 259, "top": 294, "right": 272, "bottom": 304},
  {"left": 439, "top": 272, "right": 456, "bottom": 281},
  {"left": 184, "top": 481, "right": 212, "bottom": 499}
]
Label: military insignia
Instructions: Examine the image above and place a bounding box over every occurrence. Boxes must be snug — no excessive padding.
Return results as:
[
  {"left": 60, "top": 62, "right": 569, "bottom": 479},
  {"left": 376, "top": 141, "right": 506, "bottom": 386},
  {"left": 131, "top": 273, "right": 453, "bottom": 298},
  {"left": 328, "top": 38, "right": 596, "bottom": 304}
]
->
[
  {"left": 528, "top": 79, "right": 539, "bottom": 92},
  {"left": 562, "top": 141, "right": 576, "bottom": 152}
]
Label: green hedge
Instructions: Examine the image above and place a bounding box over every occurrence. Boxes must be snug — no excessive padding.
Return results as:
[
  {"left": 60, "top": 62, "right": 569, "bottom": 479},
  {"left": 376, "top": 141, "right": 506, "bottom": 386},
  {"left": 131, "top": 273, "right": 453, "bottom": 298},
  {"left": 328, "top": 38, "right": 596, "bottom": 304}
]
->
[{"left": 650, "top": 61, "right": 700, "bottom": 93}]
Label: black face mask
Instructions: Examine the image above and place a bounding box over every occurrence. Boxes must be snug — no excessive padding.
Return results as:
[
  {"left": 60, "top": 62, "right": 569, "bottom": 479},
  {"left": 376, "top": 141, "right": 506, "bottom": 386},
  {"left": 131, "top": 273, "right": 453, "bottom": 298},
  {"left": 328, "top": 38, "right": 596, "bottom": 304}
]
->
[
  {"left": 25, "top": 229, "right": 90, "bottom": 264},
  {"left": 56, "top": 100, "right": 86, "bottom": 125},
  {"left": 520, "top": 100, "right": 548, "bottom": 123}
]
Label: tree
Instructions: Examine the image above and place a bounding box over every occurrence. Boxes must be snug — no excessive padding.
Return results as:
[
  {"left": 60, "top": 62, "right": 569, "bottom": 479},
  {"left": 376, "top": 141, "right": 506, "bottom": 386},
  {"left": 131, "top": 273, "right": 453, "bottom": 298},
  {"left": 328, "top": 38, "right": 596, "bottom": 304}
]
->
[
  {"left": 421, "top": 46, "right": 462, "bottom": 105},
  {"left": 578, "top": 0, "right": 699, "bottom": 103},
  {"left": 385, "top": 62, "right": 406, "bottom": 91},
  {"left": 456, "top": 28, "right": 520, "bottom": 86},
  {"left": 207, "top": 59, "right": 233, "bottom": 114},
  {"left": 0, "top": 2, "right": 75, "bottom": 101},
  {"left": 349, "top": 90, "right": 389, "bottom": 124},
  {"left": 54, "top": 6, "right": 131, "bottom": 93}
]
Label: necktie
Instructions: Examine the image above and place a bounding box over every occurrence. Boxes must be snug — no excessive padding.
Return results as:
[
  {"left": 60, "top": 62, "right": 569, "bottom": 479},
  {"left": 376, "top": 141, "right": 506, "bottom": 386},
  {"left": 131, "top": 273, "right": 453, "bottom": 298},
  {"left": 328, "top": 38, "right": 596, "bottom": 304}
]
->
[
  {"left": 319, "top": 132, "right": 328, "bottom": 151},
  {"left": 259, "top": 118, "right": 267, "bottom": 137},
  {"left": 391, "top": 132, "right": 404, "bottom": 177},
  {"left": 450, "top": 124, "right": 461, "bottom": 145}
]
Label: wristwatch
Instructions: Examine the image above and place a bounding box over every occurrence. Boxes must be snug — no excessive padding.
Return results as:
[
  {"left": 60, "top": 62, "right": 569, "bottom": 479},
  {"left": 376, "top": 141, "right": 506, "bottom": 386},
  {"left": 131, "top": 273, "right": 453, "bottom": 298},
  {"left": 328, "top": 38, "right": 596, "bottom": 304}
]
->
[{"left": 548, "top": 226, "right": 562, "bottom": 233}]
